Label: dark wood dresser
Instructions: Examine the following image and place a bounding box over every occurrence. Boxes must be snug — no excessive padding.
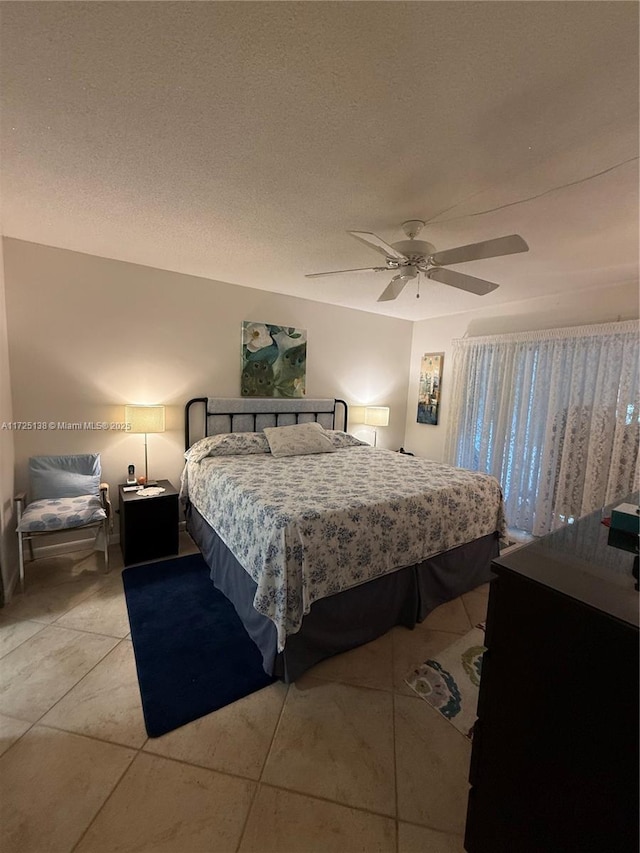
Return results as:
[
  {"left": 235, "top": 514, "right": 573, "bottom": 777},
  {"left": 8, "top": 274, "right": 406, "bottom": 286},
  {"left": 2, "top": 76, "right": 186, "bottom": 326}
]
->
[{"left": 465, "top": 498, "right": 639, "bottom": 853}]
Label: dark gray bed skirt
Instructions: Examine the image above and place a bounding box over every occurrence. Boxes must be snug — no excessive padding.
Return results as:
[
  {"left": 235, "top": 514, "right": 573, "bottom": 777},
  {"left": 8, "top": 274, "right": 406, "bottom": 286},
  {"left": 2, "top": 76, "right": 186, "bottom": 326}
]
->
[{"left": 186, "top": 502, "right": 498, "bottom": 682}]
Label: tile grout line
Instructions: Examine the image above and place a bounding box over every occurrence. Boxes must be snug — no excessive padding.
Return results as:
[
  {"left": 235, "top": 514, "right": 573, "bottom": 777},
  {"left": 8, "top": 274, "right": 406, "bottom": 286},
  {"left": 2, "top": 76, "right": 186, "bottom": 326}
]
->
[
  {"left": 304, "top": 672, "right": 394, "bottom": 695},
  {"left": 390, "top": 693, "right": 474, "bottom": 839},
  {"left": 391, "top": 688, "right": 400, "bottom": 853},
  {"left": 233, "top": 681, "right": 291, "bottom": 853},
  {"left": 233, "top": 781, "right": 261, "bottom": 853},
  {"left": 1, "top": 725, "right": 410, "bottom": 845},
  {"left": 257, "top": 682, "right": 290, "bottom": 783},
  {"left": 25, "top": 636, "right": 127, "bottom": 731},
  {"left": 459, "top": 594, "right": 474, "bottom": 631},
  {"left": 36, "top": 715, "right": 146, "bottom": 753},
  {"left": 400, "top": 815, "right": 466, "bottom": 837},
  {"left": 247, "top": 779, "right": 398, "bottom": 822},
  {"left": 252, "top": 669, "right": 399, "bottom": 824},
  {"left": 121, "top": 747, "right": 267, "bottom": 787},
  {"left": 0, "top": 573, "right": 119, "bottom": 636},
  {"left": 69, "top": 745, "right": 141, "bottom": 853},
  {"left": 391, "top": 631, "right": 400, "bottom": 853},
  {"left": 0, "top": 719, "right": 38, "bottom": 763},
  {"left": 0, "top": 581, "right": 138, "bottom": 752},
  {"left": 0, "top": 576, "right": 126, "bottom": 764},
  {"left": 0, "top": 620, "right": 49, "bottom": 661}
]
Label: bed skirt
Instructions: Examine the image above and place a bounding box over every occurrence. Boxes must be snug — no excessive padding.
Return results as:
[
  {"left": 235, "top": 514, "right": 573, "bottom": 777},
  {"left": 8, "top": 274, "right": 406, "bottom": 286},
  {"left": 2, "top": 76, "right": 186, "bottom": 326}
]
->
[{"left": 186, "top": 501, "right": 498, "bottom": 682}]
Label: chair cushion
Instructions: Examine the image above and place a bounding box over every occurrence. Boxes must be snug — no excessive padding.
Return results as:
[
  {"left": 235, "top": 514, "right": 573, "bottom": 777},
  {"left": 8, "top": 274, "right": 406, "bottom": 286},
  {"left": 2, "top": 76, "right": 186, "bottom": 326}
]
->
[
  {"left": 29, "top": 454, "right": 101, "bottom": 501},
  {"left": 17, "top": 495, "right": 106, "bottom": 533}
]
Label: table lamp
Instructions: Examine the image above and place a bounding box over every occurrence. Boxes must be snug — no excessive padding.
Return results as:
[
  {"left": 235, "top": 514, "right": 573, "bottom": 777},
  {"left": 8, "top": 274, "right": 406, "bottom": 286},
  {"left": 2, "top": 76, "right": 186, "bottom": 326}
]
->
[
  {"left": 364, "top": 406, "right": 390, "bottom": 447},
  {"left": 125, "top": 405, "right": 165, "bottom": 486}
]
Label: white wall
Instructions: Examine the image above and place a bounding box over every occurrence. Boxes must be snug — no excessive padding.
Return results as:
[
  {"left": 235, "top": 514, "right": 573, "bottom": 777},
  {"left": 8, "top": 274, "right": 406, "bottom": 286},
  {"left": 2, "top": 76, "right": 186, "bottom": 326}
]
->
[
  {"left": 3, "top": 238, "right": 412, "bottom": 534},
  {"left": 0, "top": 239, "right": 18, "bottom": 601},
  {"left": 404, "top": 280, "right": 640, "bottom": 461}
]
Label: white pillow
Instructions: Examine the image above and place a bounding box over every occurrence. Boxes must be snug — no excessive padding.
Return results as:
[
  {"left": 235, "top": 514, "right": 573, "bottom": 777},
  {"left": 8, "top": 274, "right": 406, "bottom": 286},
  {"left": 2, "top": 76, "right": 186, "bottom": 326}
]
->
[
  {"left": 185, "top": 432, "right": 270, "bottom": 462},
  {"left": 263, "top": 422, "right": 336, "bottom": 458}
]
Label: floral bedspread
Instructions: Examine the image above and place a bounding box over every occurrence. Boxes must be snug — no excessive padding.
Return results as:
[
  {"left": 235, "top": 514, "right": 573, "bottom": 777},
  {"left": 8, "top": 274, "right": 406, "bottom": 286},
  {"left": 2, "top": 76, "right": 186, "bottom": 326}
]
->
[{"left": 182, "top": 447, "right": 505, "bottom": 651}]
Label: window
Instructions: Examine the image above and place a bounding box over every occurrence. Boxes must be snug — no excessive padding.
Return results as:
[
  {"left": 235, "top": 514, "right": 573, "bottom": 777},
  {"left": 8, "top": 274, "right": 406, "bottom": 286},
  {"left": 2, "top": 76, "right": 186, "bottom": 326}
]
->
[{"left": 445, "top": 321, "right": 639, "bottom": 535}]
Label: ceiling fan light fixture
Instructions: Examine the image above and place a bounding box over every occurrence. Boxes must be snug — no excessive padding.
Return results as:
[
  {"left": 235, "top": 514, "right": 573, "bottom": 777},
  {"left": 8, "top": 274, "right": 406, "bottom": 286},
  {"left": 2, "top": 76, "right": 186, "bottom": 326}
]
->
[
  {"left": 401, "top": 220, "right": 425, "bottom": 240},
  {"left": 396, "top": 265, "right": 418, "bottom": 282},
  {"left": 306, "top": 222, "right": 528, "bottom": 303}
]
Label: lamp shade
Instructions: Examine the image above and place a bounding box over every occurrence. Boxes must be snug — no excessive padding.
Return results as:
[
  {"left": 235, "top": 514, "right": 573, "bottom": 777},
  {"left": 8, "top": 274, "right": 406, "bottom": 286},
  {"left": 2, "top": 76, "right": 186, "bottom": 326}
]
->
[
  {"left": 364, "top": 406, "right": 390, "bottom": 427},
  {"left": 125, "top": 405, "right": 165, "bottom": 433}
]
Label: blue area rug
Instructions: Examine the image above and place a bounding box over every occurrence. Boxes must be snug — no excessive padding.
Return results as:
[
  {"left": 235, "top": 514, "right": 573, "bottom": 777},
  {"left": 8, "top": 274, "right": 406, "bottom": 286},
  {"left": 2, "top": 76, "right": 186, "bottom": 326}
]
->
[{"left": 122, "top": 553, "right": 275, "bottom": 738}]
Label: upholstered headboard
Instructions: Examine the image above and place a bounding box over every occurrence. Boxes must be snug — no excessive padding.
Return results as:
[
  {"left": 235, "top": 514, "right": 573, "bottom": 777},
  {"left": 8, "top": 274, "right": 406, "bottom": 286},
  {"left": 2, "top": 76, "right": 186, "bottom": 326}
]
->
[{"left": 184, "top": 397, "right": 348, "bottom": 450}]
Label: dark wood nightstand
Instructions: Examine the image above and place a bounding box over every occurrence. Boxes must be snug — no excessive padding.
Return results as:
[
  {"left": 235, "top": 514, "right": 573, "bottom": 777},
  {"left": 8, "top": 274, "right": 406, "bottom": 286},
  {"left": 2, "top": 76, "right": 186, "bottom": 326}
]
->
[{"left": 118, "top": 480, "right": 179, "bottom": 567}]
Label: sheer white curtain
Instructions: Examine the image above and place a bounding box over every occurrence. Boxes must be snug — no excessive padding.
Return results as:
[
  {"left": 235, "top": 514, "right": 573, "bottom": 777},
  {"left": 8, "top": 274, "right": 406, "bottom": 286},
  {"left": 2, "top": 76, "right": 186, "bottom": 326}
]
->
[{"left": 444, "top": 320, "right": 639, "bottom": 536}]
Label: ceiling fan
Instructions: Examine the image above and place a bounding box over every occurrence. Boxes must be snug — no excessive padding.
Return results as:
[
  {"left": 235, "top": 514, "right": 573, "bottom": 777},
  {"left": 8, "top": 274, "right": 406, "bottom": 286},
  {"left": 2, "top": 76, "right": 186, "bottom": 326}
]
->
[{"left": 305, "top": 220, "right": 529, "bottom": 302}]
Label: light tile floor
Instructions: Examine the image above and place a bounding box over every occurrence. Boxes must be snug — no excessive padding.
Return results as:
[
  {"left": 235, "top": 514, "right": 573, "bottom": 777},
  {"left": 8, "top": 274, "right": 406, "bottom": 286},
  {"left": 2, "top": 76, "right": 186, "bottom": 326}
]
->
[{"left": 0, "top": 533, "right": 489, "bottom": 853}]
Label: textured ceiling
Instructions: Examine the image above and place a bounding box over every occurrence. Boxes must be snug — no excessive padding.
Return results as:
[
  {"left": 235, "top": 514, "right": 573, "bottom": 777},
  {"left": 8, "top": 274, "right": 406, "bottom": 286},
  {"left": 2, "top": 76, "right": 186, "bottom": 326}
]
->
[{"left": 1, "top": 1, "right": 638, "bottom": 321}]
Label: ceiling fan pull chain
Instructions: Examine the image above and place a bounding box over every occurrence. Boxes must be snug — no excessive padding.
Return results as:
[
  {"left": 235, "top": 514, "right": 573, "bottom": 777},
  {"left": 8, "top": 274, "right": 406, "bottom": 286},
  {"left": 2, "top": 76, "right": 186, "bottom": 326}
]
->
[{"left": 416, "top": 274, "right": 420, "bottom": 298}]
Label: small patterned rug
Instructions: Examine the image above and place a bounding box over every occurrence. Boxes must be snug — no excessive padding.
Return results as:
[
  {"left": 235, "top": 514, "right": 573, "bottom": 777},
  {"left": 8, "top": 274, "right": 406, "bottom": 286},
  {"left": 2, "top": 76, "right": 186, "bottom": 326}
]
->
[{"left": 405, "top": 624, "right": 486, "bottom": 739}]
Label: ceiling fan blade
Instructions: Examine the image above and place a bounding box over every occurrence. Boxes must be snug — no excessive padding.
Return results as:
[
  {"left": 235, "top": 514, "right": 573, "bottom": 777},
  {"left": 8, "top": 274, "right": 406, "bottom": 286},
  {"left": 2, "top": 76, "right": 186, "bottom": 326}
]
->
[
  {"left": 305, "top": 266, "right": 388, "bottom": 278},
  {"left": 377, "top": 274, "right": 411, "bottom": 302},
  {"left": 348, "top": 231, "right": 408, "bottom": 261},
  {"left": 429, "top": 234, "right": 529, "bottom": 267},
  {"left": 426, "top": 267, "right": 499, "bottom": 296}
]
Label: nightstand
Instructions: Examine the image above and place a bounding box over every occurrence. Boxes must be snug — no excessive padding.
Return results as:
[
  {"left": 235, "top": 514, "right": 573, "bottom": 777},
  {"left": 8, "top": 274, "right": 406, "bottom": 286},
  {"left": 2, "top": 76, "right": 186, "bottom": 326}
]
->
[{"left": 118, "top": 480, "right": 179, "bottom": 567}]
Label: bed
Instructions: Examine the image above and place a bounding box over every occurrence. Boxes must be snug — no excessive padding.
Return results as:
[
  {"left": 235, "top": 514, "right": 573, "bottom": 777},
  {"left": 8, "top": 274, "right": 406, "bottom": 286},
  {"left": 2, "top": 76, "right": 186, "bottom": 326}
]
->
[{"left": 181, "top": 397, "right": 505, "bottom": 682}]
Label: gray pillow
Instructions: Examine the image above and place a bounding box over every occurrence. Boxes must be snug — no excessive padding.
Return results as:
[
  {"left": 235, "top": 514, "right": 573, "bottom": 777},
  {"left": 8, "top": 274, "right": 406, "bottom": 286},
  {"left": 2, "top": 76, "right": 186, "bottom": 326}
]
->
[{"left": 263, "top": 422, "right": 336, "bottom": 458}]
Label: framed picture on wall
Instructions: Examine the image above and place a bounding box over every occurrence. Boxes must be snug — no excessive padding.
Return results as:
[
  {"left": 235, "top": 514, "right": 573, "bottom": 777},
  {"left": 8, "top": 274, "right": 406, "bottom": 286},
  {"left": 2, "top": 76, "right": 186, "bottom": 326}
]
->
[
  {"left": 417, "top": 352, "right": 443, "bottom": 425},
  {"left": 241, "top": 321, "right": 307, "bottom": 397}
]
